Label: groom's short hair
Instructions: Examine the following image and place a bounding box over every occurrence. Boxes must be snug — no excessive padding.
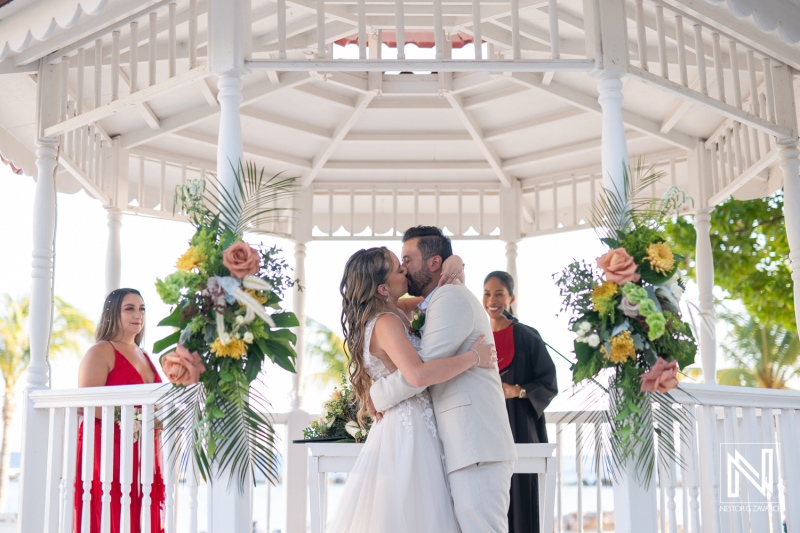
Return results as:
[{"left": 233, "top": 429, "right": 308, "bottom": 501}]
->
[{"left": 402, "top": 226, "right": 453, "bottom": 262}]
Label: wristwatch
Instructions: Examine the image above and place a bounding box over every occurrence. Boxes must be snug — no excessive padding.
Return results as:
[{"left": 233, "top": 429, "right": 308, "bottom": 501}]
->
[{"left": 518, "top": 386, "right": 527, "bottom": 399}]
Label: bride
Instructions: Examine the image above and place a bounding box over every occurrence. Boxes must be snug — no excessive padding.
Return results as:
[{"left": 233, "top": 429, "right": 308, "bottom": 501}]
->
[{"left": 329, "top": 246, "right": 497, "bottom": 533}]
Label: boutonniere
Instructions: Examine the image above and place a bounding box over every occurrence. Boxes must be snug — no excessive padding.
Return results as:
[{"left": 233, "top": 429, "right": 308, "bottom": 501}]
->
[{"left": 410, "top": 308, "right": 426, "bottom": 338}]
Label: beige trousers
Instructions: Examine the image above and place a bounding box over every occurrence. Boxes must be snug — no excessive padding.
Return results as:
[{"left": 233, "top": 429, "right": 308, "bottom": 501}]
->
[{"left": 448, "top": 460, "right": 514, "bottom": 533}]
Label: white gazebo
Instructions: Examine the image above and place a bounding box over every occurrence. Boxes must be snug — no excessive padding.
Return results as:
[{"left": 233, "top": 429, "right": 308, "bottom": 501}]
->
[{"left": 1, "top": 0, "right": 799, "bottom": 531}]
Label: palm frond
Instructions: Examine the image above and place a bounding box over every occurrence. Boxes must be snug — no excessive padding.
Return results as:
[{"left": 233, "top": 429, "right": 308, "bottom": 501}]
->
[{"left": 202, "top": 160, "right": 298, "bottom": 236}]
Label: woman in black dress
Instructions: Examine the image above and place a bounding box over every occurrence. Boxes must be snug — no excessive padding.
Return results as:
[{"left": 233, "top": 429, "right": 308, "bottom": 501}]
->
[{"left": 483, "top": 271, "right": 558, "bottom": 533}]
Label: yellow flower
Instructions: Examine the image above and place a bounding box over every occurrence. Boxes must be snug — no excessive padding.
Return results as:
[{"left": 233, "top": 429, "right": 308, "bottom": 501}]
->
[
  {"left": 591, "top": 281, "right": 619, "bottom": 315},
  {"left": 645, "top": 242, "right": 675, "bottom": 275},
  {"left": 246, "top": 289, "right": 268, "bottom": 305},
  {"left": 601, "top": 330, "right": 636, "bottom": 364},
  {"left": 176, "top": 246, "right": 206, "bottom": 272},
  {"left": 210, "top": 337, "right": 247, "bottom": 359}
]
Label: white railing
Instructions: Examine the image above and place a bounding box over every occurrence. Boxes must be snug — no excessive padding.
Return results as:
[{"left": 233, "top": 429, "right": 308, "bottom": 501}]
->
[
  {"left": 42, "top": 0, "right": 210, "bottom": 138},
  {"left": 24, "top": 383, "right": 300, "bottom": 533},
  {"left": 247, "top": 0, "right": 596, "bottom": 72},
  {"left": 625, "top": 0, "right": 791, "bottom": 140},
  {"left": 547, "top": 383, "right": 800, "bottom": 532}
]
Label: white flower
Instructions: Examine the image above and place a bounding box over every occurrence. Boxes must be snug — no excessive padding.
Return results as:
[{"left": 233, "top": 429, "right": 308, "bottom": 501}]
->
[
  {"left": 587, "top": 334, "right": 600, "bottom": 348},
  {"left": 345, "top": 420, "right": 361, "bottom": 438},
  {"left": 578, "top": 321, "right": 592, "bottom": 334},
  {"left": 235, "top": 315, "right": 245, "bottom": 325},
  {"left": 243, "top": 331, "right": 254, "bottom": 344},
  {"left": 618, "top": 296, "right": 641, "bottom": 318},
  {"left": 219, "top": 332, "right": 232, "bottom": 345},
  {"left": 575, "top": 335, "right": 588, "bottom": 344},
  {"left": 669, "top": 282, "right": 684, "bottom": 301}
]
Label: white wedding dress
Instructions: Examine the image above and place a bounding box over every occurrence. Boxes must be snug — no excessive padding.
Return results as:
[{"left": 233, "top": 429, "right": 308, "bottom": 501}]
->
[{"left": 327, "top": 313, "right": 460, "bottom": 533}]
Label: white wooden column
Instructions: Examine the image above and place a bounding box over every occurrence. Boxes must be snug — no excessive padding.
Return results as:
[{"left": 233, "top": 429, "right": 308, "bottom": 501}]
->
[
  {"left": 779, "top": 142, "right": 800, "bottom": 331},
  {"left": 596, "top": 74, "right": 629, "bottom": 192},
  {"left": 19, "top": 60, "right": 61, "bottom": 533},
  {"left": 286, "top": 187, "right": 313, "bottom": 533},
  {"left": 208, "top": 0, "right": 252, "bottom": 530},
  {"left": 694, "top": 208, "right": 717, "bottom": 383},
  {"left": 105, "top": 208, "right": 122, "bottom": 294},
  {"left": 500, "top": 183, "right": 522, "bottom": 310}
]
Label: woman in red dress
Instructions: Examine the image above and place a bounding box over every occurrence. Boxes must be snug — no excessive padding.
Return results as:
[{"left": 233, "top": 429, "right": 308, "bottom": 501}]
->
[{"left": 75, "top": 288, "right": 165, "bottom": 533}]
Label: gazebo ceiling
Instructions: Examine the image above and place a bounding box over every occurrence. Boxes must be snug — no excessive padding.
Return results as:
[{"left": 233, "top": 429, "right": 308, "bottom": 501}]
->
[{"left": 0, "top": 0, "right": 796, "bottom": 240}]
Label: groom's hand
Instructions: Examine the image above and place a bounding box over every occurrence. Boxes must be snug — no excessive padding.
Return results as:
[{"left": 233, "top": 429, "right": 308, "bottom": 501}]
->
[{"left": 367, "top": 394, "right": 384, "bottom": 422}]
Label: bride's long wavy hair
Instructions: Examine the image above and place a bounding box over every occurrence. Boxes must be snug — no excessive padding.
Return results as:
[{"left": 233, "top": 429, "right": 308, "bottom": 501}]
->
[{"left": 340, "top": 247, "right": 393, "bottom": 424}]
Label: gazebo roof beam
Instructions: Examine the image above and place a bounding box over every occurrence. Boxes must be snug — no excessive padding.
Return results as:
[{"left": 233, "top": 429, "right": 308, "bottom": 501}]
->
[
  {"left": 120, "top": 71, "right": 316, "bottom": 148},
  {"left": 321, "top": 72, "right": 370, "bottom": 94},
  {"left": 258, "top": 21, "right": 359, "bottom": 54},
  {"left": 343, "top": 132, "right": 473, "bottom": 142},
  {"left": 260, "top": 15, "right": 322, "bottom": 47},
  {"left": 173, "top": 130, "right": 312, "bottom": 169},
  {"left": 452, "top": 72, "right": 504, "bottom": 94},
  {"left": 509, "top": 72, "right": 696, "bottom": 150},
  {"left": 451, "top": 0, "right": 550, "bottom": 26},
  {"left": 463, "top": 84, "right": 529, "bottom": 110},
  {"left": 295, "top": 84, "right": 356, "bottom": 109},
  {"left": 519, "top": 147, "right": 687, "bottom": 186},
  {"left": 303, "top": 90, "right": 379, "bottom": 186},
  {"left": 484, "top": 108, "right": 586, "bottom": 142},
  {"left": 240, "top": 107, "right": 331, "bottom": 140},
  {"left": 463, "top": 23, "right": 548, "bottom": 53},
  {"left": 313, "top": 181, "right": 500, "bottom": 191},
  {"left": 368, "top": 99, "right": 451, "bottom": 110},
  {"left": 324, "top": 160, "right": 491, "bottom": 170},
  {"left": 502, "top": 131, "right": 646, "bottom": 171},
  {"left": 444, "top": 91, "right": 513, "bottom": 188},
  {"left": 286, "top": 0, "right": 359, "bottom": 26},
  {"left": 132, "top": 147, "right": 216, "bottom": 172}
]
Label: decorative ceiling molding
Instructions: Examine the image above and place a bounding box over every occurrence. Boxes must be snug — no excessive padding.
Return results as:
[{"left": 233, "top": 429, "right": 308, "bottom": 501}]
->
[
  {"left": 0, "top": 0, "right": 111, "bottom": 63},
  {"left": 704, "top": 0, "right": 800, "bottom": 44},
  {"left": 0, "top": 126, "right": 36, "bottom": 177}
]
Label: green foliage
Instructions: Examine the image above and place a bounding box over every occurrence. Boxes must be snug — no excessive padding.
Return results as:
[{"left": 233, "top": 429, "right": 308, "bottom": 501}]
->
[
  {"left": 303, "top": 377, "right": 371, "bottom": 443},
  {"left": 305, "top": 317, "right": 348, "bottom": 388},
  {"left": 663, "top": 190, "right": 794, "bottom": 333}
]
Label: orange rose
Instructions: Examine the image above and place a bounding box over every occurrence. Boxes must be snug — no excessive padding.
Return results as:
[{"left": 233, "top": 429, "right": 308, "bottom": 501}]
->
[
  {"left": 596, "top": 248, "right": 641, "bottom": 285},
  {"left": 222, "top": 241, "right": 261, "bottom": 278},
  {"left": 639, "top": 357, "right": 679, "bottom": 393},
  {"left": 162, "top": 344, "right": 206, "bottom": 386}
]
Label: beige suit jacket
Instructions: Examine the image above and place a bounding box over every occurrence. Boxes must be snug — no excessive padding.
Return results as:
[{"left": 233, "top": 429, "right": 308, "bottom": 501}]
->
[{"left": 370, "top": 283, "right": 517, "bottom": 474}]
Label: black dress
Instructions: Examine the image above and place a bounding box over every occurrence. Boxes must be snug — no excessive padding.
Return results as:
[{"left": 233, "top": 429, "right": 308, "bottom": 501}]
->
[{"left": 498, "top": 319, "right": 558, "bottom": 533}]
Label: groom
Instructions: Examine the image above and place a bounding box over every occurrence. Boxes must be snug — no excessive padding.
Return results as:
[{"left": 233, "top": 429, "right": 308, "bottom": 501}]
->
[{"left": 370, "top": 225, "right": 516, "bottom": 533}]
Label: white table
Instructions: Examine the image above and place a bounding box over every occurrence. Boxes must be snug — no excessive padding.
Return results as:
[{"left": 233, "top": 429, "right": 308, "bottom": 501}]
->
[{"left": 306, "top": 442, "right": 557, "bottom": 533}]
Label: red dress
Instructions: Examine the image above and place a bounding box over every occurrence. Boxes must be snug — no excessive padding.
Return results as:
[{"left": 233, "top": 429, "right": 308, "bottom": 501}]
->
[{"left": 74, "top": 345, "right": 165, "bottom": 533}]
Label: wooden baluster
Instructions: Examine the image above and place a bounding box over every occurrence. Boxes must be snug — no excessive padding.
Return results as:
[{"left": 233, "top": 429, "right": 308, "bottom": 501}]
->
[
  {"left": 94, "top": 132, "right": 102, "bottom": 186},
  {"left": 371, "top": 187, "right": 376, "bottom": 237},
  {"left": 328, "top": 191, "right": 334, "bottom": 237},
  {"left": 316, "top": 0, "right": 326, "bottom": 58},
  {"left": 61, "top": 407, "right": 79, "bottom": 532},
  {"left": 457, "top": 189, "right": 463, "bottom": 236},
  {"left": 188, "top": 457, "right": 199, "bottom": 533},
  {"left": 675, "top": 16, "right": 688, "bottom": 86},
  {"left": 162, "top": 408, "right": 176, "bottom": 533},
  {"left": 43, "top": 408, "right": 65, "bottom": 533},
  {"left": 77, "top": 47, "right": 85, "bottom": 114},
  {"left": 698, "top": 405, "right": 722, "bottom": 533},
  {"left": 130, "top": 22, "right": 139, "bottom": 93},
  {"left": 149, "top": 12, "right": 158, "bottom": 86},
  {"left": 576, "top": 423, "right": 583, "bottom": 533},
  {"left": 350, "top": 190, "right": 356, "bottom": 235},
  {"left": 741, "top": 407, "right": 770, "bottom": 531},
  {"left": 759, "top": 93, "right": 770, "bottom": 153},
  {"left": 99, "top": 406, "right": 115, "bottom": 533},
  {"left": 278, "top": 0, "right": 287, "bottom": 59},
  {"left": 478, "top": 189, "right": 485, "bottom": 235},
  {"left": 722, "top": 406, "right": 746, "bottom": 533},
  {"left": 693, "top": 25, "right": 708, "bottom": 95},
  {"left": 141, "top": 404, "right": 155, "bottom": 533},
  {"left": 87, "top": 125, "right": 96, "bottom": 180},
  {"left": 760, "top": 409, "right": 781, "bottom": 533},
  {"left": 684, "top": 404, "right": 702, "bottom": 533},
  {"left": 534, "top": 184, "right": 540, "bottom": 232},
  {"left": 777, "top": 408, "right": 800, "bottom": 531},
  {"left": 732, "top": 123, "right": 743, "bottom": 173},
  {"left": 635, "top": 0, "right": 648, "bottom": 70},
  {"left": 659, "top": 451, "right": 666, "bottom": 533},
  {"left": 553, "top": 182, "right": 559, "bottom": 228},
  {"left": 94, "top": 39, "right": 103, "bottom": 109},
  {"left": 80, "top": 407, "right": 96, "bottom": 533},
  {"left": 556, "top": 422, "right": 563, "bottom": 533},
  {"left": 712, "top": 33, "right": 725, "bottom": 103},
  {"left": 762, "top": 57, "right": 776, "bottom": 123},
  {"left": 433, "top": 0, "right": 443, "bottom": 60},
  {"left": 111, "top": 31, "right": 120, "bottom": 102},
  {"left": 189, "top": 0, "right": 198, "bottom": 67},
  {"left": 58, "top": 57, "right": 69, "bottom": 123},
  {"left": 119, "top": 405, "right": 134, "bottom": 533},
  {"left": 472, "top": 0, "right": 482, "bottom": 60},
  {"left": 728, "top": 40, "right": 742, "bottom": 109},
  {"left": 511, "top": 0, "right": 520, "bottom": 59},
  {"left": 717, "top": 134, "right": 727, "bottom": 186},
  {"left": 667, "top": 421, "right": 678, "bottom": 533},
  {"left": 549, "top": 0, "right": 560, "bottom": 60},
  {"left": 710, "top": 142, "right": 720, "bottom": 194},
  {"left": 395, "top": 0, "right": 406, "bottom": 60},
  {"left": 595, "top": 423, "right": 602, "bottom": 533},
  {"left": 726, "top": 128, "right": 736, "bottom": 181},
  {"left": 745, "top": 50, "right": 761, "bottom": 160},
  {"left": 655, "top": 6, "right": 668, "bottom": 78},
  {"left": 168, "top": 3, "right": 177, "bottom": 77},
  {"left": 357, "top": 0, "right": 366, "bottom": 59},
  {"left": 160, "top": 160, "right": 166, "bottom": 210},
  {"left": 65, "top": 100, "right": 74, "bottom": 159},
  {"left": 139, "top": 155, "right": 146, "bottom": 208}
]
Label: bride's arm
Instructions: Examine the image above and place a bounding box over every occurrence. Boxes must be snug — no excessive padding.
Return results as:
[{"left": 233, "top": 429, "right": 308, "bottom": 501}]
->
[
  {"left": 397, "top": 296, "right": 423, "bottom": 316},
  {"left": 372, "top": 314, "right": 495, "bottom": 388}
]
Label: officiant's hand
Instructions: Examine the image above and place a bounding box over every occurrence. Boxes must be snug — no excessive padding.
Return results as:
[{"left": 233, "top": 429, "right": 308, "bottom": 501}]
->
[
  {"left": 502, "top": 383, "right": 522, "bottom": 399},
  {"left": 367, "top": 394, "right": 383, "bottom": 422},
  {"left": 438, "top": 254, "right": 466, "bottom": 286}
]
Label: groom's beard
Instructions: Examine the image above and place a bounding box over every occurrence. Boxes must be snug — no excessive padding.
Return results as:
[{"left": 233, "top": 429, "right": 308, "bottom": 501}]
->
[{"left": 406, "top": 267, "right": 434, "bottom": 297}]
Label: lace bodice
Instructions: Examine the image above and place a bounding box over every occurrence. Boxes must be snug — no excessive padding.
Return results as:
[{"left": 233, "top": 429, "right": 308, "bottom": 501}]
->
[{"left": 363, "top": 312, "right": 420, "bottom": 381}]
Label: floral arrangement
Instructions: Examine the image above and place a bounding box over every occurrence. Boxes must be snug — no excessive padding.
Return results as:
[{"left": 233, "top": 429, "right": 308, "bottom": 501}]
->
[
  {"left": 409, "top": 308, "right": 426, "bottom": 338},
  {"left": 555, "top": 164, "right": 697, "bottom": 486},
  {"left": 303, "top": 378, "right": 372, "bottom": 443},
  {"left": 154, "top": 162, "right": 299, "bottom": 487}
]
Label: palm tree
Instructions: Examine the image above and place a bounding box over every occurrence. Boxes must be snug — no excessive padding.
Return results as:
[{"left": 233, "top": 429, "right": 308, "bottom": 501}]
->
[
  {"left": 0, "top": 295, "right": 94, "bottom": 508},
  {"left": 305, "top": 317, "right": 348, "bottom": 387}
]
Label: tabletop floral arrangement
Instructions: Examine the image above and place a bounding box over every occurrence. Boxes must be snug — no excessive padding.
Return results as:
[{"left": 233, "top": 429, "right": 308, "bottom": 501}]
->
[
  {"left": 154, "top": 161, "right": 299, "bottom": 487},
  {"left": 303, "top": 378, "right": 372, "bottom": 443},
  {"left": 554, "top": 163, "right": 697, "bottom": 486}
]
